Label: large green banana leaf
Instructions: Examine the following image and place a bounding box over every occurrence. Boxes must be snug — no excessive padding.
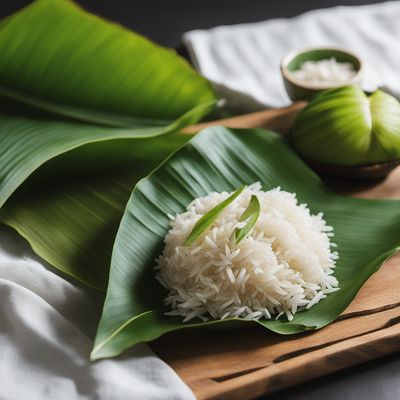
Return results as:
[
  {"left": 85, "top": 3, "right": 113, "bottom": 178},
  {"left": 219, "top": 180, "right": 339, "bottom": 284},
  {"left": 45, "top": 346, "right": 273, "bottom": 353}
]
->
[
  {"left": 92, "top": 126, "right": 400, "bottom": 360},
  {"left": 0, "top": 108, "right": 207, "bottom": 290},
  {"left": 0, "top": 108, "right": 208, "bottom": 208},
  {"left": 0, "top": 0, "right": 216, "bottom": 288},
  {"left": 0, "top": 0, "right": 216, "bottom": 207},
  {"left": 1, "top": 172, "right": 133, "bottom": 291},
  {"left": 0, "top": 132, "right": 189, "bottom": 290},
  {"left": 0, "top": 0, "right": 215, "bottom": 122}
]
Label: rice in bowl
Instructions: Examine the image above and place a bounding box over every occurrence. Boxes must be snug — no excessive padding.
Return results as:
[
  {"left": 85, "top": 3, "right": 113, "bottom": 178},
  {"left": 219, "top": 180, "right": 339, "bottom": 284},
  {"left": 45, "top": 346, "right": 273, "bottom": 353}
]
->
[{"left": 155, "top": 183, "right": 339, "bottom": 323}]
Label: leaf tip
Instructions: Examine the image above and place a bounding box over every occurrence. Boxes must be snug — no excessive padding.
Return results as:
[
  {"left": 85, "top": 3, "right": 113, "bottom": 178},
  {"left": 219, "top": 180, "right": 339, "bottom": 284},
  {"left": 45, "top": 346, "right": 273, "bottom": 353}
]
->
[{"left": 89, "top": 348, "right": 100, "bottom": 362}]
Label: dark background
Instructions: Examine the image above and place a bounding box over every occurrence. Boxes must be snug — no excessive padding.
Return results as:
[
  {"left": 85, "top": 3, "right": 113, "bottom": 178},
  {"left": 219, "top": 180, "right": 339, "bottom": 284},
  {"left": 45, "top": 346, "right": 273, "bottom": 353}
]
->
[
  {"left": 1, "top": 0, "right": 400, "bottom": 399},
  {"left": 0, "top": 0, "right": 389, "bottom": 47}
]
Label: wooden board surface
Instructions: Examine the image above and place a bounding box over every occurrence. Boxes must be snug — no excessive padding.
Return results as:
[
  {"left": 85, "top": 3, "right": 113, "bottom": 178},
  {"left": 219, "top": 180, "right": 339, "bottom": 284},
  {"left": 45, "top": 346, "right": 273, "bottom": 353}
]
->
[{"left": 152, "top": 106, "right": 400, "bottom": 400}]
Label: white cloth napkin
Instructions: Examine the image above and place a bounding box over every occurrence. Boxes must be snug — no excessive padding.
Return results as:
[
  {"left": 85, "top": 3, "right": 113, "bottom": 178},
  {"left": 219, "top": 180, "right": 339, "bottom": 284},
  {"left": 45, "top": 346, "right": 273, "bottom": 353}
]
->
[
  {"left": 0, "top": 226, "right": 194, "bottom": 400},
  {"left": 184, "top": 1, "right": 400, "bottom": 113}
]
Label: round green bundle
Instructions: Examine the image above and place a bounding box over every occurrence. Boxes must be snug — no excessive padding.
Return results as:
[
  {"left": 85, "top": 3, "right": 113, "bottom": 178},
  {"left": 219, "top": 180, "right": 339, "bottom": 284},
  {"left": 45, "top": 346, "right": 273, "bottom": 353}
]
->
[{"left": 291, "top": 85, "right": 400, "bottom": 166}]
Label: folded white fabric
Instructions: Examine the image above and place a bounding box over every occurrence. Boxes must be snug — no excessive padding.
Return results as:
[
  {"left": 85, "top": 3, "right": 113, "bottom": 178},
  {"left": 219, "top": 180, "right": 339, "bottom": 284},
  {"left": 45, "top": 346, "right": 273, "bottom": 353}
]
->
[
  {"left": 0, "top": 226, "right": 194, "bottom": 400},
  {"left": 184, "top": 1, "right": 400, "bottom": 112}
]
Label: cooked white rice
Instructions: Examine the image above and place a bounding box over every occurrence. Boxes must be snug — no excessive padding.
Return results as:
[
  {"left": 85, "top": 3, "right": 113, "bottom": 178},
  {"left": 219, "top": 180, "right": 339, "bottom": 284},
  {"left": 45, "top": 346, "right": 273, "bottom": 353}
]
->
[
  {"left": 155, "top": 183, "right": 339, "bottom": 323},
  {"left": 291, "top": 57, "right": 356, "bottom": 85}
]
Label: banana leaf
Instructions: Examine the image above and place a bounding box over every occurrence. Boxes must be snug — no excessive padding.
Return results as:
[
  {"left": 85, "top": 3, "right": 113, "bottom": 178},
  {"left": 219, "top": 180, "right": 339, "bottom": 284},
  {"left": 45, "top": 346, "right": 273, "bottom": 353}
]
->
[
  {"left": 92, "top": 126, "right": 400, "bottom": 360},
  {"left": 0, "top": 0, "right": 216, "bottom": 287},
  {"left": 0, "top": 109, "right": 209, "bottom": 208},
  {"left": 0, "top": 107, "right": 208, "bottom": 290},
  {"left": 0, "top": 0, "right": 216, "bottom": 207},
  {"left": 0, "top": 0, "right": 215, "bottom": 122},
  {"left": 0, "top": 132, "right": 189, "bottom": 290}
]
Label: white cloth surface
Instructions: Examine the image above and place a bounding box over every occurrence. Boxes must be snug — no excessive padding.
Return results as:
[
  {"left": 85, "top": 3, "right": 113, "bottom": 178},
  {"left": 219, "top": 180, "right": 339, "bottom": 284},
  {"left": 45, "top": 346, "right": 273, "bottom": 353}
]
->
[
  {"left": 0, "top": 226, "right": 194, "bottom": 400},
  {"left": 184, "top": 1, "right": 400, "bottom": 112}
]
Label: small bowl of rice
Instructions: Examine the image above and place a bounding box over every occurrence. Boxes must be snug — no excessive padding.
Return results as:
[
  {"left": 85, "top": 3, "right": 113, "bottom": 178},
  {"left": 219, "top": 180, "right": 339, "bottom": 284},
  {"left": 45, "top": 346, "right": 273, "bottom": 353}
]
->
[{"left": 281, "top": 47, "right": 363, "bottom": 101}]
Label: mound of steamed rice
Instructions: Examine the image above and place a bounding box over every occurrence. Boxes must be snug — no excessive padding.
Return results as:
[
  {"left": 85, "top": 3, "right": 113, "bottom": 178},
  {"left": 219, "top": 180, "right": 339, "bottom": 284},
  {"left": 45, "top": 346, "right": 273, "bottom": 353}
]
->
[{"left": 155, "top": 183, "right": 339, "bottom": 322}]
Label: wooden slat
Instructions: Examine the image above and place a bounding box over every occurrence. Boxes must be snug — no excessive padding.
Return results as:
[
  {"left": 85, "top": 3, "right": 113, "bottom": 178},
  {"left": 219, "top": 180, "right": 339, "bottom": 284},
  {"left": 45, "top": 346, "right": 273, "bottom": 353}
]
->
[
  {"left": 151, "top": 106, "right": 400, "bottom": 400},
  {"left": 182, "top": 102, "right": 305, "bottom": 135}
]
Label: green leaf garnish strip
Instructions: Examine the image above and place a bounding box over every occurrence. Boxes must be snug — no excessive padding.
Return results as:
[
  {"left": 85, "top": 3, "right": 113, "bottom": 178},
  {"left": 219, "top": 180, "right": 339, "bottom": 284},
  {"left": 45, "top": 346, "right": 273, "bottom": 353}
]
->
[
  {"left": 233, "top": 194, "right": 261, "bottom": 244},
  {"left": 184, "top": 186, "right": 245, "bottom": 246}
]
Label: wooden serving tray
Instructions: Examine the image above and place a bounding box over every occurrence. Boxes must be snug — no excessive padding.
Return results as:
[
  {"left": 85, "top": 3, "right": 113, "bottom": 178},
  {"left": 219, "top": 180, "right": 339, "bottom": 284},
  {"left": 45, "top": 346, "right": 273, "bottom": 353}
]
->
[{"left": 151, "top": 105, "right": 400, "bottom": 400}]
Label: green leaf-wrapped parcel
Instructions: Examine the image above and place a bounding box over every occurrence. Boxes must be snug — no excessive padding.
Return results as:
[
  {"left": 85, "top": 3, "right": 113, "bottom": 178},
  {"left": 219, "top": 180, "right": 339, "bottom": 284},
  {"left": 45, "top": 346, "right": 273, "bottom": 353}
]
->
[
  {"left": 291, "top": 86, "right": 400, "bottom": 166},
  {"left": 0, "top": 0, "right": 217, "bottom": 289},
  {"left": 92, "top": 126, "right": 400, "bottom": 360}
]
